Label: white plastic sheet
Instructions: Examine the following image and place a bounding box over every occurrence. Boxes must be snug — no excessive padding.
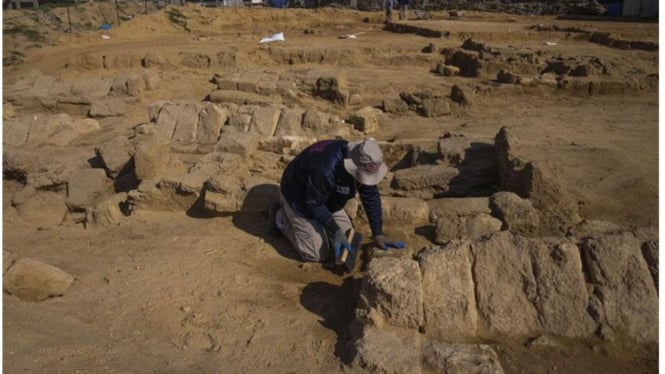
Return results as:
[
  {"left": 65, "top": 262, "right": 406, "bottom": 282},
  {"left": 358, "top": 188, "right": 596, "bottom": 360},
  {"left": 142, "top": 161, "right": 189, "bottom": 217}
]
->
[{"left": 260, "top": 32, "right": 285, "bottom": 44}]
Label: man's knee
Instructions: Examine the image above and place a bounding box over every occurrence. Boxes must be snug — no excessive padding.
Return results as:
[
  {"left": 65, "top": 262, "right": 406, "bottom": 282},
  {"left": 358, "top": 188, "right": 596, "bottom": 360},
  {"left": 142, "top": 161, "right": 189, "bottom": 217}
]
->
[{"left": 293, "top": 233, "right": 330, "bottom": 262}]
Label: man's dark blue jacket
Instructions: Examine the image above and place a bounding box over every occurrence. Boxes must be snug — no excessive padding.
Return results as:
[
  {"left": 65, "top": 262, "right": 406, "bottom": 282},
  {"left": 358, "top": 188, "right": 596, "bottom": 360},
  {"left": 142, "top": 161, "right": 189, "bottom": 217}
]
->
[{"left": 280, "top": 140, "right": 383, "bottom": 237}]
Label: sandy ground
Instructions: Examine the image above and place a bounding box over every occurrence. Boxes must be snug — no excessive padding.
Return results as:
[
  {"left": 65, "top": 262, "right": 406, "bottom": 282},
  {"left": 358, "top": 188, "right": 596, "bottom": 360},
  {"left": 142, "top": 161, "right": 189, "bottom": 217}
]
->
[{"left": 2, "top": 3, "right": 659, "bottom": 373}]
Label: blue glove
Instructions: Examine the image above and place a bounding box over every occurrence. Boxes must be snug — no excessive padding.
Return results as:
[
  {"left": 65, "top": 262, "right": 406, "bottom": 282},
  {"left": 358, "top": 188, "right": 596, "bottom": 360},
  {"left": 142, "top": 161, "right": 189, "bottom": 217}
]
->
[
  {"left": 374, "top": 234, "right": 406, "bottom": 250},
  {"left": 333, "top": 229, "right": 352, "bottom": 260}
]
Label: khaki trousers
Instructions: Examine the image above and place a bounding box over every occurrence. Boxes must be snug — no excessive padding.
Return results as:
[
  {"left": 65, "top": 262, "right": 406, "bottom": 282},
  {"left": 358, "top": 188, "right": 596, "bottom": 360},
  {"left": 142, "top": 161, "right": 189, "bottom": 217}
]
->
[{"left": 278, "top": 195, "right": 352, "bottom": 262}]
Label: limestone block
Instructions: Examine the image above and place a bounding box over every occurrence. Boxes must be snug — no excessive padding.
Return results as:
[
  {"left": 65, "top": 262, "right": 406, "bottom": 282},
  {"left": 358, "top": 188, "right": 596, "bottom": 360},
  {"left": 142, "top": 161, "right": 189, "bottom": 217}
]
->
[
  {"left": 89, "top": 97, "right": 126, "bottom": 118},
  {"left": 382, "top": 98, "right": 409, "bottom": 114},
  {"left": 159, "top": 173, "right": 208, "bottom": 195},
  {"left": 581, "top": 233, "right": 659, "bottom": 343},
  {"left": 301, "top": 109, "right": 327, "bottom": 133},
  {"left": 228, "top": 112, "right": 253, "bottom": 133},
  {"left": 274, "top": 107, "right": 305, "bottom": 137},
  {"left": 420, "top": 97, "right": 451, "bottom": 117},
  {"left": 189, "top": 152, "right": 246, "bottom": 176},
  {"left": 203, "top": 190, "right": 240, "bottom": 214},
  {"left": 423, "top": 342, "right": 504, "bottom": 374},
  {"left": 94, "top": 136, "right": 136, "bottom": 178},
  {"left": 497, "top": 70, "right": 522, "bottom": 84},
  {"left": 359, "top": 257, "right": 423, "bottom": 329},
  {"left": 530, "top": 240, "right": 595, "bottom": 338},
  {"left": 434, "top": 213, "right": 502, "bottom": 243},
  {"left": 66, "top": 168, "right": 112, "bottom": 211},
  {"left": 393, "top": 165, "right": 459, "bottom": 191},
  {"left": 211, "top": 72, "right": 239, "bottom": 90},
  {"left": 142, "top": 71, "right": 160, "bottom": 91},
  {"left": 314, "top": 75, "right": 349, "bottom": 106},
  {"left": 196, "top": 103, "right": 228, "bottom": 144},
  {"left": 445, "top": 49, "right": 482, "bottom": 77},
  {"left": 380, "top": 197, "right": 430, "bottom": 225},
  {"left": 472, "top": 232, "right": 594, "bottom": 339},
  {"left": 3, "top": 116, "right": 30, "bottom": 146},
  {"left": 93, "top": 193, "right": 128, "bottom": 226},
  {"left": 418, "top": 242, "right": 478, "bottom": 341},
  {"left": 427, "top": 197, "right": 491, "bottom": 222},
  {"left": 214, "top": 129, "right": 261, "bottom": 158},
  {"left": 208, "top": 90, "right": 281, "bottom": 106},
  {"left": 134, "top": 141, "right": 186, "bottom": 181},
  {"left": 26, "top": 162, "right": 72, "bottom": 190},
  {"left": 451, "top": 84, "right": 473, "bottom": 107},
  {"left": 3, "top": 258, "right": 74, "bottom": 301},
  {"left": 489, "top": 191, "right": 540, "bottom": 235},
  {"left": 471, "top": 232, "right": 540, "bottom": 338},
  {"left": 495, "top": 127, "right": 581, "bottom": 234},
  {"left": 153, "top": 101, "right": 202, "bottom": 143},
  {"left": 250, "top": 106, "right": 281, "bottom": 136},
  {"left": 353, "top": 327, "right": 422, "bottom": 374},
  {"left": 443, "top": 64, "right": 461, "bottom": 76},
  {"left": 206, "top": 174, "right": 243, "bottom": 194},
  {"left": 437, "top": 134, "right": 480, "bottom": 164},
  {"left": 349, "top": 106, "right": 380, "bottom": 134},
  {"left": 27, "top": 114, "right": 100, "bottom": 147},
  {"left": 171, "top": 103, "right": 202, "bottom": 143},
  {"left": 259, "top": 136, "right": 316, "bottom": 155},
  {"left": 12, "top": 188, "right": 67, "bottom": 227}
]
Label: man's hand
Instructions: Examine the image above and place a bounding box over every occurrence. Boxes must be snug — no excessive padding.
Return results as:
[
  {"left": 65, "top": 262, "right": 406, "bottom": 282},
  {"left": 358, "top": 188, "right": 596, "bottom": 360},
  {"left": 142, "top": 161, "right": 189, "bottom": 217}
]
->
[
  {"left": 333, "top": 229, "right": 352, "bottom": 259},
  {"left": 374, "top": 234, "right": 406, "bottom": 250}
]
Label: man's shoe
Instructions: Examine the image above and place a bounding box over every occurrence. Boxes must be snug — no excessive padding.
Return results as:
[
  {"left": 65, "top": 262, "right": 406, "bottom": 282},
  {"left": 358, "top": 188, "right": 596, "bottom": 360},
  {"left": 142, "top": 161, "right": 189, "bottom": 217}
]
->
[{"left": 266, "top": 203, "right": 283, "bottom": 236}]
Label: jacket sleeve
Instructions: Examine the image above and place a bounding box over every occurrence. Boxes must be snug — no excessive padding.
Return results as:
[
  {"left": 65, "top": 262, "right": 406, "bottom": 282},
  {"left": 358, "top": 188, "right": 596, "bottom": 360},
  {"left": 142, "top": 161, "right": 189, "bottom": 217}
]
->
[
  {"left": 358, "top": 184, "right": 383, "bottom": 237},
  {"left": 304, "top": 170, "right": 340, "bottom": 234}
]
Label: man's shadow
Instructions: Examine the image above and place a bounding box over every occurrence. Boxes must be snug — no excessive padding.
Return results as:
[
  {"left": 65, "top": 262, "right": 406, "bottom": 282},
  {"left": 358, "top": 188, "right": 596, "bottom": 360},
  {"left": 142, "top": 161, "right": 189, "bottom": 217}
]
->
[
  {"left": 231, "top": 183, "right": 301, "bottom": 261},
  {"left": 299, "top": 277, "right": 362, "bottom": 364}
]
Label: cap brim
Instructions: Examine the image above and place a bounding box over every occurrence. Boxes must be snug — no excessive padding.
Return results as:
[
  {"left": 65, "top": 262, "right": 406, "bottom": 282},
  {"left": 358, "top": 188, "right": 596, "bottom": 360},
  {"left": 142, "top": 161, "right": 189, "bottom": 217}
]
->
[{"left": 344, "top": 158, "right": 388, "bottom": 186}]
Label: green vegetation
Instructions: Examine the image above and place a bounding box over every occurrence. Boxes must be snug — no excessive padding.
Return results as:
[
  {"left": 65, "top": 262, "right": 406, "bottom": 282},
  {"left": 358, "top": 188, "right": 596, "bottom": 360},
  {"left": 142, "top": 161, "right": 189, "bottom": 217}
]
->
[
  {"left": 3, "top": 50, "right": 26, "bottom": 66},
  {"left": 165, "top": 7, "right": 190, "bottom": 32},
  {"left": 4, "top": 24, "right": 44, "bottom": 42}
]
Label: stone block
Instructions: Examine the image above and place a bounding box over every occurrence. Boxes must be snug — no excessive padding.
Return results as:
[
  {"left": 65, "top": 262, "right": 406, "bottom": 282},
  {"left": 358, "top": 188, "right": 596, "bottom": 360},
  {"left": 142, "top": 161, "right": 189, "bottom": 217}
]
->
[
  {"left": 3, "top": 116, "right": 30, "bottom": 147},
  {"left": 196, "top": 103, "right": 228, "bottom": 144},
  {"left": 134, "top": 141, "right": 186, "bottom": 181},
  {"left": 380, "top": 197, "right": 430, "bottom": 225},
  {"left": 203, "top": 190, "right": 240, "bottom": 214},
  {"left": 420, "top": 97, "right": 451, "bottom": 117},
  {"left": 93, "top": 193, "right": 128, "bottom": 226},
  {"left": 472, "top": 232, "right": 594, "bottom": 339},
  {"left": 489, "top": 191, "right": 540, "bottom": 235},
  {"left": 214, "top": 129, "right": 261, "bottom": 158},
  {"left": 348, "top": 106, "right": 380, "bottom": 134},
  {"left": 423, "top": 342, "right": 504, "bottom": 374},
  {"left": 359, "top": 257, "right": 423, "bottom": 329},
  {"left": 581, "top": 233, "right": 659, "bottom": 343},
  {"left": 434, "top": 213, "right": 502, "bottom": 243},
  {"left": 3, "top": 258, "right": 74, "bottom": 301},
  {"left": 27, "top": 114, "right": 100, "bottom": 147},
  {"left": 382, "top": 98, "right": 409, "bottom": 114},
  {"left": 418, "top": 242, "right": 478, "bottom": 341},
  {"left": 392, "top": 165, "right": 459, "bottom": 191},
  {"left": 274, "top": 108, "right": 305, "bottom": 137},
  {"left": 250, "top": 106, "right": 281, "bottom": 136},
  {"left": 353, "top": 327, "right": 422, "bottom": 374},
  {"left": 66, "top": 168, "right": 112, "bottom": 211},
  {"left": 94, "top": 136, "right": 136, "bottom": 178},
  {"left": 89, "top": 97, "right": 126, "bottom": 118}
]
